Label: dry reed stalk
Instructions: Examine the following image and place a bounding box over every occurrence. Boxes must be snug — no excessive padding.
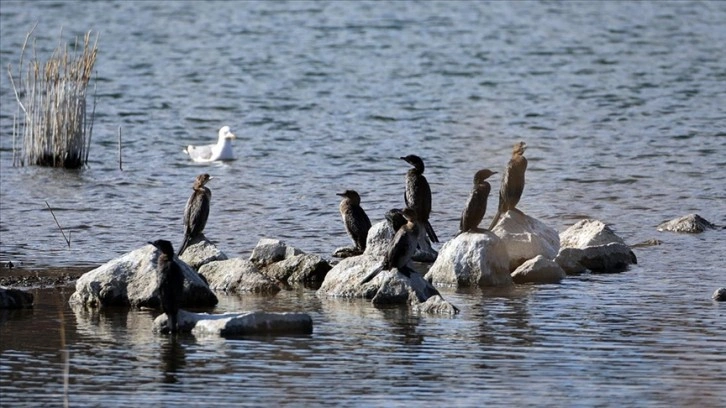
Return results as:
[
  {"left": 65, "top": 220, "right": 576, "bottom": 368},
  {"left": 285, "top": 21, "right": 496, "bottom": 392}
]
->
[
  {"left": 7, "top": 26, "right": 98, "bottom": 168},
  {"left": 45, "top": 200, "right": 71, "bottom": 248}
]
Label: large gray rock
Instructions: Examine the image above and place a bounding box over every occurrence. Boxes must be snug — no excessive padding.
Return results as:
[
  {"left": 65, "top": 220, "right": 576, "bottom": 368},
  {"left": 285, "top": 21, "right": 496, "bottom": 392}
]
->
[
  {"left": 178, "top": 233, "right": 228, "bottom": 270},
  {"left": 555, "top": 219, "right": 637, "bottom": 274},
  {"left": 199, "top": 258, "right": 281, "bottom": 294},
  {"left": 491, "top": 210, "right": 560, "bottom": 271},
  {"left": 317, "top": 255, "right": 457, "bottom": 314},
  {"left": 153, "top": 309, "right": 313, "bottom": 336},
  {"left": 511, "top": 255, "right": 566, "bottom": 284},
  {"left": 657, "top": 214, "right": 717, "bottom": 233},
  {"left": 262, "top": 253, "right": 331, "bottom": 283},
  {"left": 249, "top": 238, "right": 304, "bottom": 266},
  {"left": 425, "top": 232, "right": 512, "bottom": 287},
  {"left": 0, "top": 286, "right": 33, "bottom": 309},
  {"left": 364, "top": 220, "right": 437, "bottom": 263},
  {"left": 69, "top": 244, "right": 218, "bottom": 308}
]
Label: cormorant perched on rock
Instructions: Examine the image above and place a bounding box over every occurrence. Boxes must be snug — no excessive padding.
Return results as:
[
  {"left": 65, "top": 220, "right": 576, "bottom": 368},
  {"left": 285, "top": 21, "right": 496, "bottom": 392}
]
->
[
  {"left": 178, "top": 174, "right": 213, "bottom": 256},
  {"left": 400, "top": 154, "right": 438, "bottom": 243},
  {"left": 337, "top": 190, "right": 372, "bottom": 254},
  {"left": 183, "top": 126, "right": 236, "bottom": 163},
  {"left": 360, "top": 208, "right": 420, "bottom": 284},
  {"left": 458, "top": 169, "right": 497, "bottom": 234},
  {"left": 489, "top": 141, "right": 527, "bottom": 229},
  {"left": 385, "top": 208, "right": 407, "bottom": 232},
  {"left": 149, "top": 239, "right": 185, "bottom": 334}
]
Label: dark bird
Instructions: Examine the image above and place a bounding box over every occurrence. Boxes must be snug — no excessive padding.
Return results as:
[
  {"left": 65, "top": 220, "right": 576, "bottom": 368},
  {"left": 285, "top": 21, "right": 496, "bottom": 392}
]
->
[
  {"left": 178, "top": 173, "right": 213, "bottom": 256},
  {"left": 489, "top": 142, "right": 527, "bottom": 229},
  {"left": 385, "top": 208, "right": 407, "bottom": 232},
  {"left": 360, "top": 208, "right": 420, "bottom": 284},
  {"left": 458, "top": 169, "right": 498, "bottom": 234},
  {"left": 337, "top": 189, "right": 372, "bottom": 254},
  {"left": 149, "top": 239, "right": 185, "bottom": 334},
  {"left": 400, "top": 154, "right": 438, "bottom": 243}
]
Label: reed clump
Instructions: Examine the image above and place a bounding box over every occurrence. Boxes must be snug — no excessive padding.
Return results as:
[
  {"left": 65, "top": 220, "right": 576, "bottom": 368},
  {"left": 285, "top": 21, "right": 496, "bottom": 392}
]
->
[{"left": 8, "top": 26, "right": 98, "bottom": 169}]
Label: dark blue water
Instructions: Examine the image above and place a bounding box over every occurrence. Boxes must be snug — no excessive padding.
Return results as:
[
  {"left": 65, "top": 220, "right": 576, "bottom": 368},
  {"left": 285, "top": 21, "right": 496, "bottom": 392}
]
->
[{"left": 1, "top": 1, "right": 725, "bottom": 406}]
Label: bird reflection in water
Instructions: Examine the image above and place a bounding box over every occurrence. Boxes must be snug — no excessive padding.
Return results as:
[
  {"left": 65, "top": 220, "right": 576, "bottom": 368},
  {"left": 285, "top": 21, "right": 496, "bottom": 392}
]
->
[{"left": 160, "top": 336, "right": 186, "bottom": 384}]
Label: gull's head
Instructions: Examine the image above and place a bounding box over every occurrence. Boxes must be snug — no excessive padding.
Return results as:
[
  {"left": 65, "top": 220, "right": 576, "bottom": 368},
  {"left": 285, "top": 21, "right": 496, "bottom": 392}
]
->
[{"left": 218, "top": 126, "right": 236, "bottom": 141}]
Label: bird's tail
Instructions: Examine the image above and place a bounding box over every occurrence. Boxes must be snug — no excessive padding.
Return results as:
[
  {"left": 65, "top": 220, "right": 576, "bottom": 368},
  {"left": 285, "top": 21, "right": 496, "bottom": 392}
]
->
[
  {"left": 177, "top": 235, "right": 191, "bottom": 256},
  {"left": 424, "top": 220, "right": 439, "bottom": 243},
  {"left": 488, "top": 211, "right": 503, "bottom": 230},
  {"left": 360, "top": 263, "right": 384, "bottom": 285}
]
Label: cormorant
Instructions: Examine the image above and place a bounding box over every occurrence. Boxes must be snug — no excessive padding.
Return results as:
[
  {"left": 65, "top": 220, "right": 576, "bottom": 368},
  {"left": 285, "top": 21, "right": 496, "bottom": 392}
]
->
[
  {"left": 183, "top": 126, "right": 236, "bottom": 162},
  {"left": 178, "top": 173, "right": 213, "bottom": 256},
  {"left": 385, "top": 208, "right": 407, "bottom": 232},
  {"left": 400, "top": 154, "right": 438, "bottom": 243},
  {"left": 337, "top": 189, "right": 372, "bottom": 254},
  {"left": 489, "top": 141, "right": 527, "bottom": 229},
  {"left": 360, "top": 208, "right": 420, "bottom": 284},
  {"left": 458, "top": 169, "right": 497, "bottom": 234},
  {"left": 149, "top": 239, "right": 185, "bottom": 334}
]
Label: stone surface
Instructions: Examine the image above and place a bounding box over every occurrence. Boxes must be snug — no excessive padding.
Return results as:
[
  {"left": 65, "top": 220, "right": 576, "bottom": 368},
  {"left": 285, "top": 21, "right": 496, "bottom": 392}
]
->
[
  {"left": 425, "top": 232, "right": 512, "bottom": 287},
  {"left": 657, "top": 214, "right": 717, "bottom": 233},
  {"left": 199, "top": 258, "right": 281, "bottom": 294},
  {"left": 711, "top": 288, "right": 726, "bottom": 301},
  {"left": 153, "top": 309, "right": 313, "bottom": 336},
  {"left": 555, "top": 219, "right": 637, "bottom": 274},
  {"left": 178, "top": 233, "right": 228, "bottom": 270},
  {"left": 364, "top": 220, "right": 438, "bottom": 263},
  {"left": 262, "top": 253, "right": 331, "bottom": 283},
  {"left": 249, "top": 238, "right": 303, "bottom": 267},
  {"left": 511, "top": 255, "right": 566, "bottom": 284},
  {"left": 491, "top": 210, "right": 560, "bottom": 271},
  {"left": 411, "top": 294, "right": 459, "bottom": 315},
  {"left": 0, "top": 286, "right": 34, "bottom": 309},
  {"left": 332, "top": 246, "right": 362, "bottom": 258}
]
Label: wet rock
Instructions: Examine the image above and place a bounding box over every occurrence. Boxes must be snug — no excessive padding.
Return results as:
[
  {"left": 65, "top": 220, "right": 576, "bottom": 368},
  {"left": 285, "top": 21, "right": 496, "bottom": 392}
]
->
[
  {"left": 425, "top": 231, "right": 511, "bottom": 287},
  {"left": 657, "top": 214, "right": 717, "bottom": 233},
  {"left": 411, "top": 295, "right": 459, "bottom": 315},
  {"left": 332, "top": 246, "right": 363, "bottom": 258},
  {"left": 555, "top": 219, "right": 637, "bottom": 274},
  {"left": 177, "top": 233, "right": 228, "bottom": 270},
  {"left": 199, "top": 258, "right": 280, "bottom": 294},
  {"left": 631, "top": 239, "right": 663, "bottom": 248},
  {"left": 262, "top": 253, "right": 331, "bottom": 283},
  {"left": 153, "top": 309, "right": 313, "bottom": 336},
  {"left": 511, "top": 255, "right": 566, "bottom": 284},
  {"left": 491, "top": 210, "right": 560, "bottom": 271},
  {"left": 712, "top": 288, "right": 726, "bottom": 302},
  {"left": 0, "top": 286, "right": 34, "bottom": 309},
  {"left": 364, "top": 220, "right": 437, "bottom": 263},
  {"left": 69, "top": 244, "right": 217, "bottom": 308},
  {"left": 249, "top": 238, "right": 303, "bottom": 267}
]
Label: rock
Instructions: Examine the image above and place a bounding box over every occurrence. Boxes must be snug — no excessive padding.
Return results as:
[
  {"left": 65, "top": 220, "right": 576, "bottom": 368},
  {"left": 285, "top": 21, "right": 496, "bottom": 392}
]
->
[
  {"left": 262, "top": 253, "right": 331, "bottom": 283},
  {"left": 332, "top": 246, "right": 363, "bottom": 258},
  {"left": 657, "top": 214, "right": 717, "bottom": 233},
  {"left": 177, "top": 233, "right": 228, "bottom": 270},
  {"left": 425, "top": 232, "right": 512, "bottom": 287},
  {"left": 199, "top": 258, "right": 281, "bottom": 294},
  {"left": 555, "top": 219, "right": 637, "bottom": 274},
  {"left": 631, "top": 239, "right": 663, "bottom": 248},
  {"left": 712, "top": 288, "right": 726, "bottom": 301},
  {"left": 411, "top": 295, "right": 459, "bottom": 315},
  {"left": 249, "top": 238, "right": 303, "bottom": 267},
  {"left": 153, "top": 309, "right": 313, "bottom": 336},
  {"left": 511, "top": 255, "right": 566, "bottom": 284},
  {"left": 69, "top": 244, "right": 217, "bottom": 308},
  {"left": 317, "top": 254, "right": 456, "bottom": 312},
  {"left": 0, "top": 286, "right": 34, "bottom": 309},
  {"left": 364, "top": 220, "right": 438, "bottom": 263},
  {"left": 491, "top": 210, "right": 560, "bottom": 271}
]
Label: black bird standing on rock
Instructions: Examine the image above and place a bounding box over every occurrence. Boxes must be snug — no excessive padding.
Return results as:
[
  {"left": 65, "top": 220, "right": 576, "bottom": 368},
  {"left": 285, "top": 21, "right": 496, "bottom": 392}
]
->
[
  {"left": 458, "top": 169, "right": 497, "bottom": 234},
  {"left": 149, "top": 239, "right": 185, "bottom": 334},
  {"left": 337, "top": 189, "right": 372, "bottom": 254},
  {"left": 400, "top": 154, "right": 438, "bottom": 243},
  {"left": 178, "top": 173, "right": 213, "bottom": 256},
  {"left": 360, "top": 208, "right": 420, "bottom": 284},
  {"left": 489, "top": 141, "right": 527, "bottom": 229}
]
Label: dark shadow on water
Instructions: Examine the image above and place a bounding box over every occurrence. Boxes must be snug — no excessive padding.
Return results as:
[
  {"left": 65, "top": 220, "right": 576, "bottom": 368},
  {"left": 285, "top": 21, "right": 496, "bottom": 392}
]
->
[{"left": 160, "top": 335, "right": 187, "bottom": 384}]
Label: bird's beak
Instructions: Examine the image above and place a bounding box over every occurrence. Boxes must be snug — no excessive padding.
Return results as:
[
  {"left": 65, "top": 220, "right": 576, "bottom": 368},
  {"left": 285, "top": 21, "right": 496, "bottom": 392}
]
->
[
  {"left": 208, "top": 176, "right": 214, "bottom": 181},
  {"left": 493, "top": 171, "right": 498, "bottom": 174},
  {"left": 336, "top": 192, "right": 345, "bottom": 197},
  {"left": 399, "top": 156, "right": 406, "bottom": 161},
  {"left": 228, "top": 132, "right": 236, "bottom": 139}
]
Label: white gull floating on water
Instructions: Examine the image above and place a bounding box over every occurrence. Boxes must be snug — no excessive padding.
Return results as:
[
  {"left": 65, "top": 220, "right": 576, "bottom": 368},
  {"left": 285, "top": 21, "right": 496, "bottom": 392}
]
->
[{"left": 183, "top": 126, "right": 236, "bottom": 163}]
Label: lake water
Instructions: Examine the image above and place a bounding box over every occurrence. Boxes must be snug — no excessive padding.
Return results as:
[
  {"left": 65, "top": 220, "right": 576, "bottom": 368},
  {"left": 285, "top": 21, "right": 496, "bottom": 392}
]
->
[{"left": 1, "top": 1, "right": 725, "bottom": 406}]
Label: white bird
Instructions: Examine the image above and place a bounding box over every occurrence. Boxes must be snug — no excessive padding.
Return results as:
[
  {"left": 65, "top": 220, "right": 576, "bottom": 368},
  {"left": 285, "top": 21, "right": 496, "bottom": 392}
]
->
[{"left": 183, "top": 126, "right": 237, "bottom": 163}]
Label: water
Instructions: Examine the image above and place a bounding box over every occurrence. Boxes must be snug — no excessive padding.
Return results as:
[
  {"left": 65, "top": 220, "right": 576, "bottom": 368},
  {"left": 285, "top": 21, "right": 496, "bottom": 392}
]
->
[{"left": 1, "top": 1, "right": 725, "bottom": 405}]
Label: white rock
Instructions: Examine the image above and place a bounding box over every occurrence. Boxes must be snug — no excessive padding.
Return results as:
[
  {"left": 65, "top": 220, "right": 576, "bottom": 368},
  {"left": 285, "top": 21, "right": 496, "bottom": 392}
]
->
[
  {"left": 364, "top": 221, "right": 395, "bottom": 258},
  {"left": 178, "top": 233, "right": 228, "bottom": 270},
  {"left": 425, "top": 231, "right": 512, "bottom": 287},
  {"left": 199, "top": 258, "right": 281, "bottom": 293},
  {"left": 657, "top": 214, "right": 717, "bottom": 233},
  {"left": 491, "top": 210, "right": 560, "bottom": 271},
  {"left": 249, "top": 238, "right": 303, "bottom": 266},
  {"left": 153, "top": 309, "right": 313, "bottom": 336},
  {"left": 69, "top": 244, "right": 217, "bottom": 308},
  {"left": 262, "top": 253, "right": 331, "bottom": 283},
  {"left": 511, "top": 255, "right": 566, "bottom": 284},
  {"left": 555, "top": 219, "right": 637, "bottom": 274}
]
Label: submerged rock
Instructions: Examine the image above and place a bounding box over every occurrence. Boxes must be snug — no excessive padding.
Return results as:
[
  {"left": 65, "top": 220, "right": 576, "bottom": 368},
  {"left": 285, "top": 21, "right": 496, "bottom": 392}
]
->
[
  {"left": 712, "top": 288, "right": 726, "bottom": 302},
  {"left": 199, "top": 258, "right": 281, "bottom": 294},
  {"left": 425, "top": 231, "right": 511, "bottom": 287},
  {"left": 249, "top": 238, "right": 303, "bottom": 267},
  {"left": 69, "top": 244, "right": 217, "bottom": 308},
  {"left": 511, "top": 255, "right": 566, "bottom": 284},
  {"left": 0, "top": 286, "right": 33, "bottom": 309},
  {"left": 153, "top": 309, "right": 313, "bottom": 336},
  {"left": 491, "top": 210, "right": 560, "bottom": 271},
  {"left": 657, "top": 214, "right": 717, "bottom": 233},
  {"left": 177, "top": 233, "right": 228, "bottom": 270},
  {"left": 555, "top": 219, "right": 637, "bottom": 274},
  {"left": 262, "top": 253, "right": 331, "bottom": 283}
]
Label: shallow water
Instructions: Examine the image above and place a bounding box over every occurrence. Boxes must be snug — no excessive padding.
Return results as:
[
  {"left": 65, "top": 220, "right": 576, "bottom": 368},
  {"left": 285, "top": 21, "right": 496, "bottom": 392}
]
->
[{"left": 1, "top": 1, "right": 725, "bottom": 406}]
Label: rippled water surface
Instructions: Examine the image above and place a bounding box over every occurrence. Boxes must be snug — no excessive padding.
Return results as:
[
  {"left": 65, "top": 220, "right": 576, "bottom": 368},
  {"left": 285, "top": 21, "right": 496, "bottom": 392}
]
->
[{"left": 1, "top": 1, "right": 725, "bottom": 406}]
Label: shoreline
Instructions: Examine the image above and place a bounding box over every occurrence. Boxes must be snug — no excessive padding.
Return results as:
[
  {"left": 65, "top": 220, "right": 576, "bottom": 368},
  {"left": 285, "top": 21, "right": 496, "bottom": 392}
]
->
[{"left": 0, "top": 265, "right": 94, "bottom": 289}]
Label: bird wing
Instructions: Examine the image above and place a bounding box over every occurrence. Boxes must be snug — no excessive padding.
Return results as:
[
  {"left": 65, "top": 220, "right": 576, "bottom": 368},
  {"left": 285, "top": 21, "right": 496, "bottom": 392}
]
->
[
  {"left": 346, "top": 206, "right": 372, "bottom": 249},
  {"left": 187, "top": 191, "right": 210, "bottom": 237},
  {"left": 184, "top": 144, "right": 215, "bottom": 162}
]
